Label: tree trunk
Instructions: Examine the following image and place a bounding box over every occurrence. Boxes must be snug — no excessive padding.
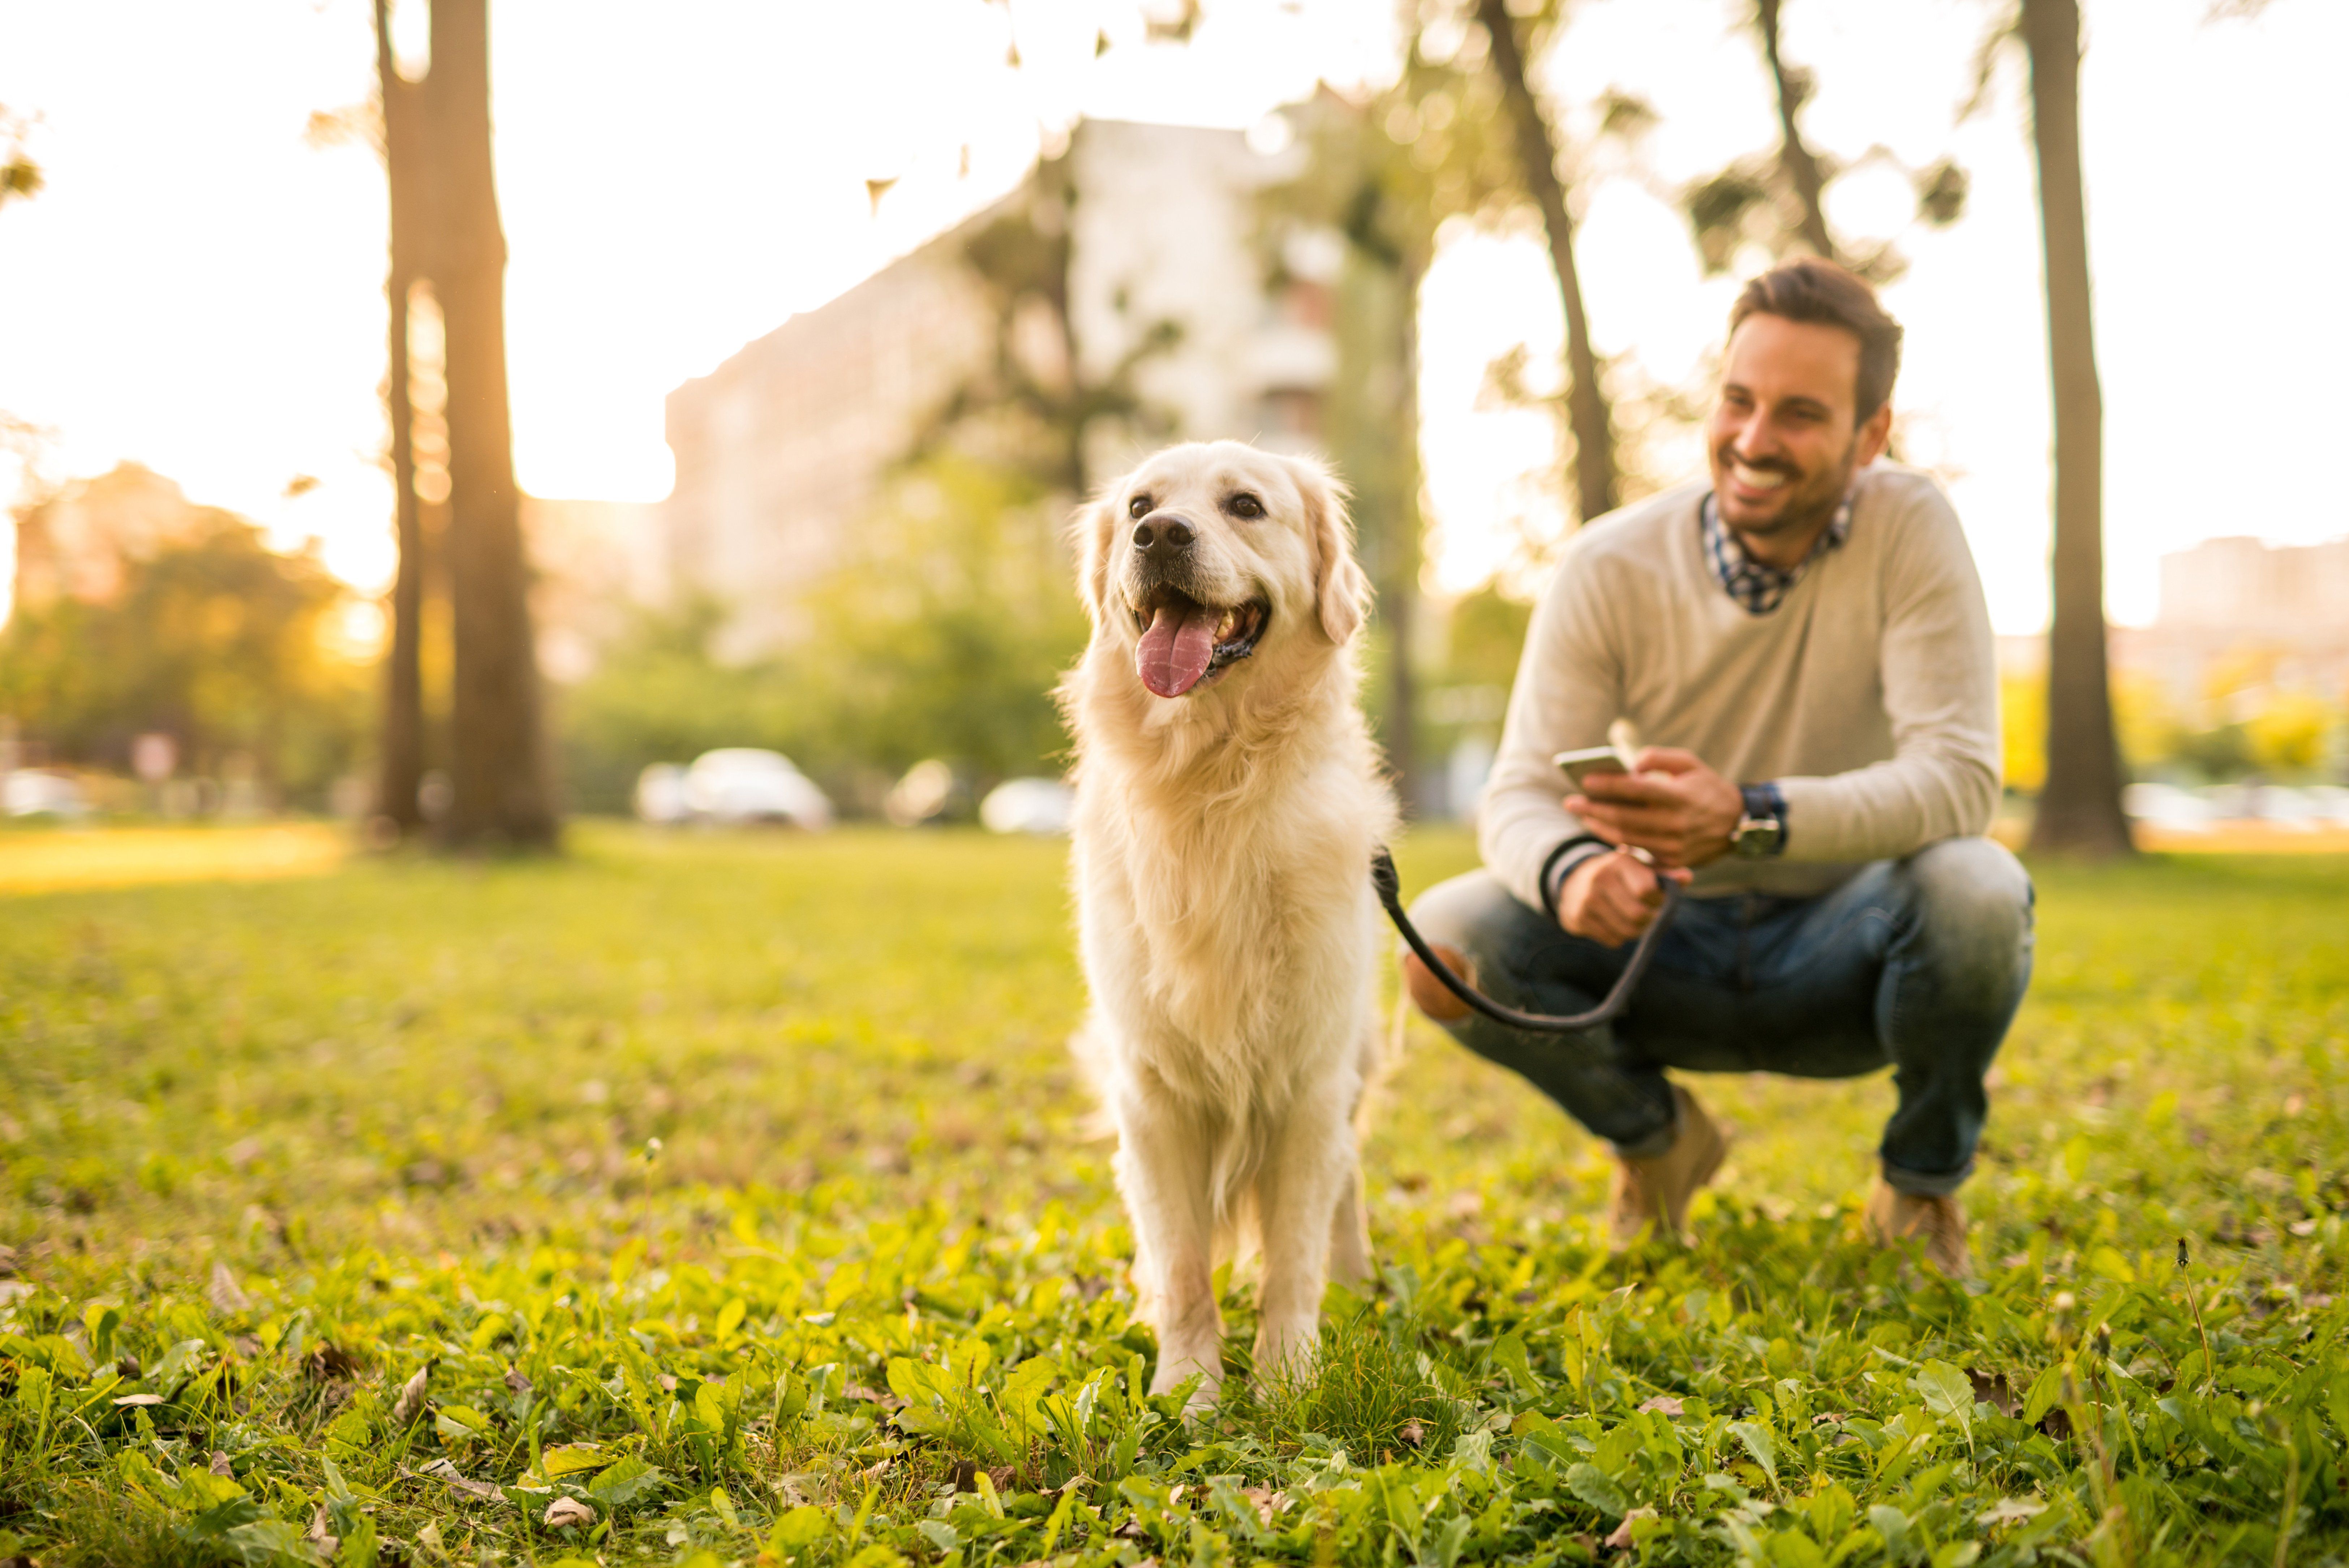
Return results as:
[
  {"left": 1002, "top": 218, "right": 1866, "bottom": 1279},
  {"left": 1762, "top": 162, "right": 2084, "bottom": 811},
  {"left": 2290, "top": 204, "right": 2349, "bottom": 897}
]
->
[
  {"left": 1379, "top": 265, "right": 1425, "bottom": 817},
  {"left": 373, "top": 0, "right": 427, "bottom": 837},
  {"left": 2021, "top": 0, "right": 2130, "bottom": 856},
  {"left": 1322, "top": 234, "right": 1425, "bottom": 815},
  {"left": 1756, "top": 0, "right": 1837, "bottom": 263},
  {"left": 427, "top": 0, "right": 554, "bottom": 848},
  {"left": 1474, "top": 0, "right": 1617, "bottom": 526}
]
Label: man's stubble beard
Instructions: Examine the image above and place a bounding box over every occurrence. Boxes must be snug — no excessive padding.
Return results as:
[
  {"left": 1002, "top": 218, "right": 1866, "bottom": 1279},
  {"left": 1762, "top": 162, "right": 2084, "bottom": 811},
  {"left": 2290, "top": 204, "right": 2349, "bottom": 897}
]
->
[{"left": 1717, "top": 430, "right": 1861, "bottom": 549}]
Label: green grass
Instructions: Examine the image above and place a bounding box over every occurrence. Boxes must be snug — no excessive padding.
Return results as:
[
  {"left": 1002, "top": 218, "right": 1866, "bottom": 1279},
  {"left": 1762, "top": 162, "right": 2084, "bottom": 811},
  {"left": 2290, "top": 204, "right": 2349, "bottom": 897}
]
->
[{"left": 1, "top": 824, "right": 2344, "bottom": 1567}]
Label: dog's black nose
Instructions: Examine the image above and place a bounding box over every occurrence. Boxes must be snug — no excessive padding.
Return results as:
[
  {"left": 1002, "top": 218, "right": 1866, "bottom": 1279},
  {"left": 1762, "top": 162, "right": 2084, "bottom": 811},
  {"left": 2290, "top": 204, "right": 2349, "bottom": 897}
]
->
[{"left": 1133, "top": 515, "right": 1194, "bottom": 557}]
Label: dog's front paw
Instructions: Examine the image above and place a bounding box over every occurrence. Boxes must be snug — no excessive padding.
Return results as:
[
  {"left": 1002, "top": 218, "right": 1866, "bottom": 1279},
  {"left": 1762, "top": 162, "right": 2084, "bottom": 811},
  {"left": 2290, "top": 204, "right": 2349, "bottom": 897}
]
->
[
  {"left": 1250, "top": 1317, "right": 1321, "bottom": 1389},
  {"left": 1149, "top": 1343, "right": 1224, "bottom": 1411}
]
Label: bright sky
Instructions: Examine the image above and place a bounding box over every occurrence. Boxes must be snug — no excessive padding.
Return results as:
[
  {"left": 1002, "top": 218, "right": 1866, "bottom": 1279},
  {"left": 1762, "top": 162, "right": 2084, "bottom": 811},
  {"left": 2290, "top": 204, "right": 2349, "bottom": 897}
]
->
[{"left": 0, "top": 0, "right": 2342, "bottom": 633}]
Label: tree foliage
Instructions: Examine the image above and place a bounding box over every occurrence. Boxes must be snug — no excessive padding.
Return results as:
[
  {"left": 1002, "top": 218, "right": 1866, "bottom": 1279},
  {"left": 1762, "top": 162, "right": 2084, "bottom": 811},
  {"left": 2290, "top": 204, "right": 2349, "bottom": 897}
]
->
[
  {"left": 0, "top": 102, "right": 39, "bottom": 214},
  {"left": 559, "top": 456, "right": 1086, "bottom": 811},
  {"left": 1678, "top": 0, "right": 1969, "bottom": 283},
  {"left": 0, "top": 513, "right": 368, "bottom": 803}
]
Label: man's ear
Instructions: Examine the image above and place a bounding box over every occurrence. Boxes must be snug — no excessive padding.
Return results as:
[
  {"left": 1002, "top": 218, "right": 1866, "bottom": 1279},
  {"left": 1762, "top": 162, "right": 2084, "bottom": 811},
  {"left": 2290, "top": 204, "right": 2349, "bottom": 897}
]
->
[
  {"left": 1294, "top": 457, "right": 1369, "bottom": 645},
  {"left": 1068, "top": 496, "right": 1120, "bottom": 627},
  {"left": 1856, "top": 400, "right": 1895, "bottom": 468}
]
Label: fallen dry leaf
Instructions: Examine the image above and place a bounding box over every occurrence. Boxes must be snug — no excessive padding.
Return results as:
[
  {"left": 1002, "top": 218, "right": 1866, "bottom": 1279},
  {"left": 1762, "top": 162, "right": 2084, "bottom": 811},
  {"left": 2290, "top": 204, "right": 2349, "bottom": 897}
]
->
[
  {"left": 209, "top": 1451, "right": 234, "bottom": 1478},
  {"left": 1241, "top": 1487, "right": 1287, "bottom": 1526},
  {"left": 306, "top": 1503, "right": 339, "bottom": 1554},
  {"left": 503, "top": 1365, "right": 532, "bottom": 1394},
  {"left": 544, "top": 1497, "right": 596, "bottom": 1529},
  {"left": 207, "top": 1262, "right": 253, "bottom": 1315},
  {"left": 945, "top": 1458, "right": 1015, "bottom": 1492},
  {"left": 1603, "top": 1506, "right": 1657, "bottom": 1551},
  {"left": 1969, "top": 1370, "right": 2018, "bottom": 1417},
  {"left": 112, "top": 1393, "right": 165, "bottom": 1407},
  {"left": 303, "top": 1343, "right": 362, "bottom": 1381},
  {"left": 1398, "top": 1419, "right": 1425, "bottom": 1446},
  {"left": 390, "top": 1362, "right": 433, "bottom": 1426},
  {"left": 411, "top": 1456, "right": 504, "bottom": 1504},
  {"left": 1636, "top": 1395, "right": 1683, "bottom": 1416}
]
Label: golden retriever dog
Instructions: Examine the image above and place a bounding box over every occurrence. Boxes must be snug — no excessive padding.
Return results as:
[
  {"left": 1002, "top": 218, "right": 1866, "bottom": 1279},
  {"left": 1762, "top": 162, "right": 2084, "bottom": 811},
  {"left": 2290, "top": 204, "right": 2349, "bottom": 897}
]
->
[{"left": 1058, "top": 439, "right": 1397, "bottom": 1409}]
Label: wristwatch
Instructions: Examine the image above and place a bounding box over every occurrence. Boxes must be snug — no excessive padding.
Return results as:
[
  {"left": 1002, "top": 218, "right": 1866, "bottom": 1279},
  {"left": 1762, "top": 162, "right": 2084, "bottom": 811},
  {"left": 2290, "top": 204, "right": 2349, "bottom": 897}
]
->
[{"left": 1731, "top": 782, "right": 1786, "bottom": 859}]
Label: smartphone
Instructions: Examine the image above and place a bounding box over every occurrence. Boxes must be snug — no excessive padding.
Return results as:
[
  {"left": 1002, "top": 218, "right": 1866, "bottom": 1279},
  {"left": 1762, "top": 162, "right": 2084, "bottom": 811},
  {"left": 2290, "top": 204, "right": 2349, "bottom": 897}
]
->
[{"left": 1553, "top": 744, "right": 1635, "bottom": 792}]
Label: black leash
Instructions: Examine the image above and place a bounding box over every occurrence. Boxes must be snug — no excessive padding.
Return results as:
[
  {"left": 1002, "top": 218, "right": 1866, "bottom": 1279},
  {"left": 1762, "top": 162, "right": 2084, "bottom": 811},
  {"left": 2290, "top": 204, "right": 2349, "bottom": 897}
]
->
[{"left": 1371, "top": 847, "right": 1682, "bottom": 1034}]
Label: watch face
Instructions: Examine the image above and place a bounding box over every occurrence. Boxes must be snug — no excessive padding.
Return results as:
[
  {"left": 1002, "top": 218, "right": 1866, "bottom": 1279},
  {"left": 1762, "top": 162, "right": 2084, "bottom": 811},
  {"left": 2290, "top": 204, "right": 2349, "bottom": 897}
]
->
[{"left": 1734, "top": 817, "right": 1782, "bottom": 858}]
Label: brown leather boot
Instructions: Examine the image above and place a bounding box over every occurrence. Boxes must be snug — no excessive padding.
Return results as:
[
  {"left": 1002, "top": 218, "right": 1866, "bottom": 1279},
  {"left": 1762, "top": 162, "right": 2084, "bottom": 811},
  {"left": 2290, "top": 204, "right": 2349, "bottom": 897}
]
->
[
  {"left": 1607, "top": 1084, "right": 1727, "bottom": 1248},
  {"left": 1864, "top": 1177, "right": 1973, "bottom": 1277}
]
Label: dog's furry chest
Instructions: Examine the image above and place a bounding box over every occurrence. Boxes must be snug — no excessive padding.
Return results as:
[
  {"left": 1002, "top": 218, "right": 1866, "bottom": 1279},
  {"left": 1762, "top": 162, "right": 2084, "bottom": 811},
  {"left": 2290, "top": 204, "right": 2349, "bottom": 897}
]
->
[{"left": 1083, "top": 807, "right": 1378, "bottom": 1108}]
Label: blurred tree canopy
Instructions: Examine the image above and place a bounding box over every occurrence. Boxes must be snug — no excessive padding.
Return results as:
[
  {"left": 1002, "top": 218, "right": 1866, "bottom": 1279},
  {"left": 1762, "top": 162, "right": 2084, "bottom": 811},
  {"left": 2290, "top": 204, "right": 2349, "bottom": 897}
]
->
[
  {"left": 0, "top": 103, "right": 38, "bottom": 214},
  {"left": 1677, "top": 0, "right": 1969, "bottom": 284},
  {"left": 916, "top": 149, "right": 1182, "bottom": 494},
  {"left": 0, "top": 510, "right": 369, "bottom": 803}
]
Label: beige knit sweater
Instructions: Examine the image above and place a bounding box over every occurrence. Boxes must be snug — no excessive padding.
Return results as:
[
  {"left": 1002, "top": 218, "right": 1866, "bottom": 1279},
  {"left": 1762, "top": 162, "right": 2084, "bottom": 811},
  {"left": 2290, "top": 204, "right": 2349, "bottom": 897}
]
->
[{"left": 1477, "top": 463, "right": 2001, "bottom": 905}]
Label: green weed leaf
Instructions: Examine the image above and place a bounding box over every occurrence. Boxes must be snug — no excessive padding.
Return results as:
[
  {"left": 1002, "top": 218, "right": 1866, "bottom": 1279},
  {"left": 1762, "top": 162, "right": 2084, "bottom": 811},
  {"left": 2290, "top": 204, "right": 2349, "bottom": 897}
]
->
[
  {"left": 586, "top": 1454, "right": 666, "bottom": 1508},
  {"left": 1564, "top": 1461, "right": 1628, "bottom": 1517},
  {"left": 1729, "top": 1421, "right": 1779, "bottom": 1491},
  {"left": 1910, "top": 1361, "right": 1975, "bottom": 1443}
]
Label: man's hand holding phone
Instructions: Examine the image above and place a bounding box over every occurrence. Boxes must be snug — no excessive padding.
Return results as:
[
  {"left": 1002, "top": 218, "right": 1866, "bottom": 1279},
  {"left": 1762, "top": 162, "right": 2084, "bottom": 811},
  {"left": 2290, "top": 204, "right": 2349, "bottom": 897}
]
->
[
  {"left": 1546, "top": 743, "right": 1742, "bottom": 945},
  {"left": 1562, "top": 746, "right": 1743, "bottom": 870}
]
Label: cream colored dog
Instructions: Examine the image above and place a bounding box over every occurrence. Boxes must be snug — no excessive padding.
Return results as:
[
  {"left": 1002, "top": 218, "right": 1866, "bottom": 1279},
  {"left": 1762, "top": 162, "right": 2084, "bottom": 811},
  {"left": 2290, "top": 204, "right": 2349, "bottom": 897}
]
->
[{"left": 1059, "top": 439, "right": 1397, "bottom": 1408}]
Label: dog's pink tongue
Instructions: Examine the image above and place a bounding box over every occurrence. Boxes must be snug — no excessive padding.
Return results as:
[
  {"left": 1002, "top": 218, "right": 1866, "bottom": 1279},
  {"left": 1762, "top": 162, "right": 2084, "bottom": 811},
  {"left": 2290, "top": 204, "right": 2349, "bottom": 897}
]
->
[{"left": 1137, "top": 602, "right": 1215, "bottom": 697}]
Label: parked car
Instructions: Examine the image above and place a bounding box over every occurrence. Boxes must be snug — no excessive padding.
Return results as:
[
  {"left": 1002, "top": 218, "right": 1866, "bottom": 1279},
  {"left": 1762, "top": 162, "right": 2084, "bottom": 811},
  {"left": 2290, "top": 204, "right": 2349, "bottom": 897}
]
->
[
  {"left": 980, "top": 777, "right": 1074, "bottom": 835},
  {"left": 632, "top": 762, "right": 693, "bottom": 826},
  {"left": 2303, "top": 785, "right": 2349, "bottom": 825},
  {"left": 2, "top": 769, "right": 91, "bottom": 820},
  {"left": 2120, "top": 782, "right": 2212, "bottom": 831},
  {"left": 679, "top": 749, "right": 832, "bottom": 829}
]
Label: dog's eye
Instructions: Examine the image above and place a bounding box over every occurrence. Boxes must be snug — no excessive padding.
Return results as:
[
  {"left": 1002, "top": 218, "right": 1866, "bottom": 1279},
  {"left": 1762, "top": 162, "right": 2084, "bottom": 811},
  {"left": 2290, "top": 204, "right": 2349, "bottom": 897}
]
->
[
  {"left": 1227, "top": 493, "right": 1264, "bottom": 520},
  {"left": 1128, "top": 494, "right": 1152, "bottom": 520}
]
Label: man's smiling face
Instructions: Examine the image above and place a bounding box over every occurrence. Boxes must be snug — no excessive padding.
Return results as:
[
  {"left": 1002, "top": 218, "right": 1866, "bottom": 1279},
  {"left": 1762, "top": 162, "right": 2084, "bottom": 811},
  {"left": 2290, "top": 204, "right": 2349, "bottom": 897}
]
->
[{"left": 1706, "top": 313, "right": 1893, "bottom": 557}]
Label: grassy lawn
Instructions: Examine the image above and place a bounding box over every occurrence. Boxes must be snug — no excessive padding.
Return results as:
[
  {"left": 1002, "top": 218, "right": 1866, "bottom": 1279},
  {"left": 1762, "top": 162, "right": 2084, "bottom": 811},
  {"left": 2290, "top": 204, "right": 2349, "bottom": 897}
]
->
[{"left": 1, "top": 824, "right": 2343, "bottom": 1566}]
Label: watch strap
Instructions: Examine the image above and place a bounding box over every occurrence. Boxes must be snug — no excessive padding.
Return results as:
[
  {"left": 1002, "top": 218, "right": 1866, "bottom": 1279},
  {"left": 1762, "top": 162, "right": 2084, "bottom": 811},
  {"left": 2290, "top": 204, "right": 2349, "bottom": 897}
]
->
[{"left": 1738, "top": 782, "right": 1788, "bottom": 855}]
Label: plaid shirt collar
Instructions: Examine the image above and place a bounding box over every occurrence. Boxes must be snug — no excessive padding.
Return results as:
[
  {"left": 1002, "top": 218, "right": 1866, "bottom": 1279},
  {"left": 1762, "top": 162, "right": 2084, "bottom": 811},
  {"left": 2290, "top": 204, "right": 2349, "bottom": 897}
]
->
[{"left": 1701, "top": 487, "right": 1855, "bottom": 615}]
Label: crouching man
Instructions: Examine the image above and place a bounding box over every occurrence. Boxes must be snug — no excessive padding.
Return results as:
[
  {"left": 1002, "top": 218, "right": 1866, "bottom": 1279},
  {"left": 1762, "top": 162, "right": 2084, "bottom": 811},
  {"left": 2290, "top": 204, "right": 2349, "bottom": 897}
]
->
[{"left": 1404, "top": 259, "right": 2032, "bottom": 1276}]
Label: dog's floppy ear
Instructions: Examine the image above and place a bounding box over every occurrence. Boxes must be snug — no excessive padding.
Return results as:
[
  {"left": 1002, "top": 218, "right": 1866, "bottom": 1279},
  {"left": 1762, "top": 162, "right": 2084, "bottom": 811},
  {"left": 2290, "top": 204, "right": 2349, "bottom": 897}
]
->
[
  {"left": 1294, "top": 457, "right": 1369, "bottom": 644},
  {"left": 1068, "top": 495, "right": 1120, "bottom": 626}
]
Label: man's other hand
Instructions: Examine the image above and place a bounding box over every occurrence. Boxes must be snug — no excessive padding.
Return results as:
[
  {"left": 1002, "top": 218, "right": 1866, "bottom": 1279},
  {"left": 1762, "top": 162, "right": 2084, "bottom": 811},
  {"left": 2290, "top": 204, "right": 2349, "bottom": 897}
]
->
[
  {"left": 1565, "top": 747, "right": 1743, "bottom": 868},
  {"left": 1558, "top": 849, "right": 1694, "bottom": 946}
]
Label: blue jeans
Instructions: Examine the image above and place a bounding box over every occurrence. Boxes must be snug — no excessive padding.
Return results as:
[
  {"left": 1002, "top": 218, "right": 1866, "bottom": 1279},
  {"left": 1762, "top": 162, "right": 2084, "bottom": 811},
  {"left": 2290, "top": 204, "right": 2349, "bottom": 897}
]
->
[{"left": 1405, "top": 838, "right": 2034, "bottom": 1195}]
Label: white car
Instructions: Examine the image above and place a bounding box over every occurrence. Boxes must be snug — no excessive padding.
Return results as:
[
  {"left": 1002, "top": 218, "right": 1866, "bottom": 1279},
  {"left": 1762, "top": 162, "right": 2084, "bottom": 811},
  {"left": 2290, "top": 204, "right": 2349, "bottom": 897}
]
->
[
  {"left": 2302, "top": 785, "right": 2349, "bottom": 825},
  {"left": 680, "top": 749, "right": 833, "bottom": 830},
  {"left": 3, "top": 769, "right": 91, "bottom": 820},
  {"left": 980, "top": 777, "right": 1074, "bottom": 835},
  {"left": 2120, "top": 782, "right": 2212, "bottom": 831},
  {"left": 632, "top": 763, "right": 693, "bottom": 826}
]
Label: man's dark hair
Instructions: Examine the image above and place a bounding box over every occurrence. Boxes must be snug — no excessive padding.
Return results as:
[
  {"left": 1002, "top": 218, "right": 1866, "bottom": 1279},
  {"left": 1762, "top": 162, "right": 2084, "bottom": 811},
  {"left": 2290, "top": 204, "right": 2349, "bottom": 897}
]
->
[{"left": 1728, "top": 259, "right": 1904, "bottom": 425}]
